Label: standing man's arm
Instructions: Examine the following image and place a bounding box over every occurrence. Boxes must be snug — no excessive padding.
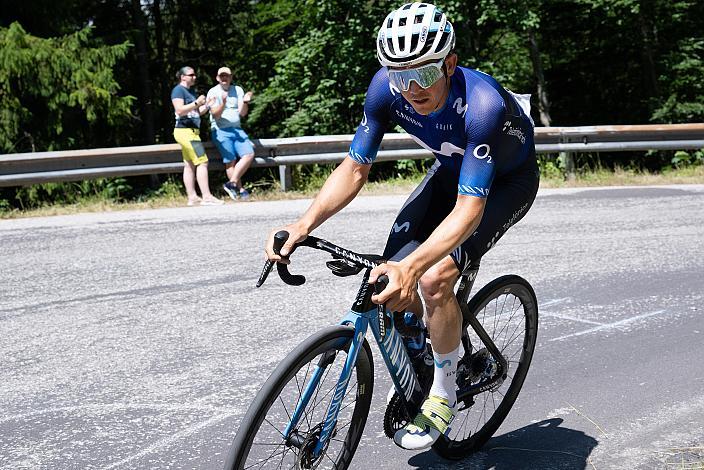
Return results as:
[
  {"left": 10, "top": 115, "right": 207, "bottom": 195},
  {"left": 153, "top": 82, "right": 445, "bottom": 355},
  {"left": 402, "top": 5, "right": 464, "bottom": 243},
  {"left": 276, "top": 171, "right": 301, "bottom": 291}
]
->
[
  {"left": 238, "top": 86, "right": 253, "bottom": 118},
  {"left": 209, "top": 89, "right": 227, "bottom": 120}
]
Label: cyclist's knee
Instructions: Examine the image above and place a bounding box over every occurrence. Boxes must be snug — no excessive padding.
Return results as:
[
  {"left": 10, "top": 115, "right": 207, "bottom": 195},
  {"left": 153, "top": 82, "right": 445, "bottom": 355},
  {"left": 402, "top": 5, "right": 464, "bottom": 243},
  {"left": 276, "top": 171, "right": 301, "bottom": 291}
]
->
[{"left": 418, "top": 259, "right": 458, "bottom": 303}]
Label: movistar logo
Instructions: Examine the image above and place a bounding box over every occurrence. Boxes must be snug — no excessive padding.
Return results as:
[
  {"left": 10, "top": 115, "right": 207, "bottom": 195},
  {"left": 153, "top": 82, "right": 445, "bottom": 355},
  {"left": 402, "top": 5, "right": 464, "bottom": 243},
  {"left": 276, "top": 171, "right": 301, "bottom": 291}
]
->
[
  {"left": 453, "top": 98, "right": 468, "bottom": 117},
  {"left": 434, "top": 358, "right": 452, "bottom": 368},
  {"left": 392, "top": 221, "right": 410, "bottom": 233}
]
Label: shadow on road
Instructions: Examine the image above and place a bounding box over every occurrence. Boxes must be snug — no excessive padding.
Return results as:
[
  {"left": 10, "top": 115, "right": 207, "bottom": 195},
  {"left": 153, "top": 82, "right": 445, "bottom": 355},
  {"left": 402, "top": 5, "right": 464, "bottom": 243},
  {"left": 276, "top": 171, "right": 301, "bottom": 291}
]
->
[{"left": 407, "top": 418, "right": 598, "bottom": 469}]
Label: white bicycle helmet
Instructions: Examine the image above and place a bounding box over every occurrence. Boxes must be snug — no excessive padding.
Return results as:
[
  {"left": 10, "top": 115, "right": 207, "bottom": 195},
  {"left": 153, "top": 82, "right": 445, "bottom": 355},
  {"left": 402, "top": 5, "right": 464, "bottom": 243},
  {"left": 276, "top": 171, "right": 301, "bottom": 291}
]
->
[{"left": 377, "top": 2, "right": 455, "bottom": 68}]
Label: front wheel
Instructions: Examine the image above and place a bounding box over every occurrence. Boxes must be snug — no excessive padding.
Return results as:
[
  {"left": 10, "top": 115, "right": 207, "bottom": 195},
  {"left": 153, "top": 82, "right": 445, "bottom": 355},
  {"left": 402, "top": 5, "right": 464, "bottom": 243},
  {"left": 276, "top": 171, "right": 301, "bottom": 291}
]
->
[
  {"left": 434, "top": 275, "right": 538, "bottom": 459},
  {"left": 225, "top": 325, "right": 374, "bottom": 470}
]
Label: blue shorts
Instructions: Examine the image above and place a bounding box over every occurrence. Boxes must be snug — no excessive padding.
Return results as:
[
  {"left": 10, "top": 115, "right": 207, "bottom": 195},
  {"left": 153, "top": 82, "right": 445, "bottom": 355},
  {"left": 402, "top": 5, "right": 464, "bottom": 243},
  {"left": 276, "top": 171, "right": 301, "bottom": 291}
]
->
[{"left": 212, "top": 127, "right": 254, "bottom": 164}]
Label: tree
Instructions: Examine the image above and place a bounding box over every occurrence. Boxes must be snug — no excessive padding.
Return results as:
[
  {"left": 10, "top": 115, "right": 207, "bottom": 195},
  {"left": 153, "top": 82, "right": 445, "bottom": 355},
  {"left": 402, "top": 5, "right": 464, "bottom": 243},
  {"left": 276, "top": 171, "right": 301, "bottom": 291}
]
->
[{"left": 0, "top": 22, "right": 135, "bottom": 153}]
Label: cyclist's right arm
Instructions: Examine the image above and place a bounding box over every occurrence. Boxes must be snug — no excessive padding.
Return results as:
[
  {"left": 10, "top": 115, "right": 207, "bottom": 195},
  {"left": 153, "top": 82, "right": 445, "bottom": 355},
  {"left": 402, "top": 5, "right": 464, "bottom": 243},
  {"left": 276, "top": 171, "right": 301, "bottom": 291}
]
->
[
  {"left": 266, "top": 69, "right": 392, "bottom": 261},
  {"left": 266, "top": 159, "right": 371, "bottom": 261}
]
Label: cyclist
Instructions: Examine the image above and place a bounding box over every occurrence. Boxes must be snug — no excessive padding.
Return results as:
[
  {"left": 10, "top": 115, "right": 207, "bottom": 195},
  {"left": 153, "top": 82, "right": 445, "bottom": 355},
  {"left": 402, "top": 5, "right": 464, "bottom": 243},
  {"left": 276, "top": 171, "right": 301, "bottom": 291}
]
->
[{"left": 265, "top": 2, "right": 539, "bottom": 451}]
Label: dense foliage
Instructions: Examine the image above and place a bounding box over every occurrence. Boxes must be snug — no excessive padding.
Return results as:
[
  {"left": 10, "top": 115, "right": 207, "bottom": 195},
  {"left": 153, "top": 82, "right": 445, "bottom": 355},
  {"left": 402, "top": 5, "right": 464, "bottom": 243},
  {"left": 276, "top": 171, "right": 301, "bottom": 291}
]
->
[{"left": 0, "top": 0, "right": 702, "bottom": 206}]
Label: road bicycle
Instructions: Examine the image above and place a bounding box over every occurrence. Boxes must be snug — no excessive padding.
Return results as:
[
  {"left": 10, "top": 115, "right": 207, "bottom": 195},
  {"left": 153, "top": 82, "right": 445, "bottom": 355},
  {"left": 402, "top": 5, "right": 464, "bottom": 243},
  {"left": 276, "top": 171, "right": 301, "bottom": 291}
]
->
[{"left": 226, "top": 231, "right": 538, "bottom": 469}]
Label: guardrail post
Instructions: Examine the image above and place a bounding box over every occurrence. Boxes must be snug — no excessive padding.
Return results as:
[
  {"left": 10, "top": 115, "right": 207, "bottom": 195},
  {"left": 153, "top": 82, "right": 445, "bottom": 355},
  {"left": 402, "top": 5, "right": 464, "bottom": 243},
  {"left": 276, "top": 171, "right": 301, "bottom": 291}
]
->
[
  {"left": 279, "top": 165, "right": 292, "bottom": 191},
  {"left": 561, "top": 152, "right": 576, "bottom": 180},
  {"left": 558, "top": 131, "right": 576, "bottom": 180}
]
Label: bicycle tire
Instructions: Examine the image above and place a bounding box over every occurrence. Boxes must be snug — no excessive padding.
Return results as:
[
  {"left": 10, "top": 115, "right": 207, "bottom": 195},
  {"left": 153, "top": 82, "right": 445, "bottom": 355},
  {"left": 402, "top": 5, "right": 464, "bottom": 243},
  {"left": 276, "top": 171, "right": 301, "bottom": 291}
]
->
[
  {"left": 433, "top": 275, "right": 538, "bottom": 459},
  {"left": 225, "top": 325, "right": 374, "bottom": 470}
]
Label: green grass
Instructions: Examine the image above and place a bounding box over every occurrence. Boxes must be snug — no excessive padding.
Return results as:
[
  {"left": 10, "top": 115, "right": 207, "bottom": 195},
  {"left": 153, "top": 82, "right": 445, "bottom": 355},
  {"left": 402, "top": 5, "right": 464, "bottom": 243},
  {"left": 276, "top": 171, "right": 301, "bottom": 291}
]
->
[{"left": 1, "top": 165, "right": 702, "bottom": 220}]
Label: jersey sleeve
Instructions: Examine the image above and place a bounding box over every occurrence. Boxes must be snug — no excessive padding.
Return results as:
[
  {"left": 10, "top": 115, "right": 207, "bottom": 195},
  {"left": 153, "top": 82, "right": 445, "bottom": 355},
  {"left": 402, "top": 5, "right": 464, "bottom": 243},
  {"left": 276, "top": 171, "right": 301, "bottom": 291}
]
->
[
  {"left": 458, "top": 92, "right": 506, "bottom": 198},
  {"left": 235, "top": 86, "right": 244, "bottom": 101},
  {"left": 171, "top": 86, "right": 186, "bottom": 101},
  {"left": 348, "top": 68, "right": 393, "bottom": 165}
]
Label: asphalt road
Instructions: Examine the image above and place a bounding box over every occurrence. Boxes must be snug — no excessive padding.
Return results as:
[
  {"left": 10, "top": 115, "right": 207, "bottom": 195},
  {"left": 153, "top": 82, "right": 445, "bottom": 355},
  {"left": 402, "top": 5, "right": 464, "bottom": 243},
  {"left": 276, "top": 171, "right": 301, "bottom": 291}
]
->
[{"left": 1, "top": 184, "right": 703, "bottom": 469}]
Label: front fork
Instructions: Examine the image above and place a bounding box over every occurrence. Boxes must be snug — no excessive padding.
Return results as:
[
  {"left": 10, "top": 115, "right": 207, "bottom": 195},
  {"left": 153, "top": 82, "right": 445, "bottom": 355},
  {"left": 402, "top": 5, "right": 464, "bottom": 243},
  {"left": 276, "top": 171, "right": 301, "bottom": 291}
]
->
[{"left": 283, "top": 312, "right": 370, "bottom": 459}]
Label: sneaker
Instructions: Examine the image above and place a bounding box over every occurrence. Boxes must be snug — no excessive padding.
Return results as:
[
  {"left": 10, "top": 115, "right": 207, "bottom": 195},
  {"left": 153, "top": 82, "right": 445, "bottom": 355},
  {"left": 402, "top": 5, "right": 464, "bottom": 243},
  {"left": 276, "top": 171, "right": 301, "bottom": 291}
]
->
[
  {"left": 187, "top": 196, "right": 202, "bottom": 206},
  {"left": 393, "top": 395, "right": 457, "bottom": 450},
  {"left": 238, "top": 188, "right": 250, "bottom": 201},
  {"left": 200, "top": 197, "right": 224, "bottom": 206},
  {"left": 223, "top": 182, "right": 238, "bottom": 201}
]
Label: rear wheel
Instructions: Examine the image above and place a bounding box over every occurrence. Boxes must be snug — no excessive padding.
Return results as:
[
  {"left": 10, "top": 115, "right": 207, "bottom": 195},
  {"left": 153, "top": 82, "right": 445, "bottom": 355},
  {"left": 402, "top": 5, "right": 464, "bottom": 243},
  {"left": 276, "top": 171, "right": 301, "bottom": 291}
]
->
[
  {"left": 225, "top": 325, "right": 374, "bottom": 470},
  {"left": 433, "top": 275, "right": 538, "bottom": 459}
]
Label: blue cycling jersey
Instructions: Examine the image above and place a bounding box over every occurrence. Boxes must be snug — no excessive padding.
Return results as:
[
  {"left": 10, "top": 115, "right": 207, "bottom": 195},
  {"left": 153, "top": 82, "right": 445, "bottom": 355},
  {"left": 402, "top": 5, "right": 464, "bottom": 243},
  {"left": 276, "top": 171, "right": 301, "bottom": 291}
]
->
[{"left": 348, "top": 67, "right": 535, "bottom": 197}]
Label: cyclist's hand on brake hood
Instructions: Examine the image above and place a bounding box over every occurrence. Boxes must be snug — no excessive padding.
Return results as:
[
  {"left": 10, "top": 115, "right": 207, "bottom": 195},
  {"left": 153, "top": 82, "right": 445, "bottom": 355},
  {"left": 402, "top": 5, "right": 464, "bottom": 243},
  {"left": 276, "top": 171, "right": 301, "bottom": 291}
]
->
[
  {"left": 265, "top": 224, "right": 308, "bottom": 265},
  {"left": 369, "top": 261, "right": 418, "bottom": 312}
]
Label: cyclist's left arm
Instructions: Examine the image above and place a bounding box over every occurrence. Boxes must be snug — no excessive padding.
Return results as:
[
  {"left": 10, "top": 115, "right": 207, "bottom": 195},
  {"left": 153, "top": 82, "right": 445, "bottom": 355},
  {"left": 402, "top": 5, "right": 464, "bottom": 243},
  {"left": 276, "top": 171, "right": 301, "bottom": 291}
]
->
[
  {"left": 370, "top": 99, "right": 504, "bottom": 304},
  {"left": 370, "top": 195, "right": 485, "bottom": 310}
]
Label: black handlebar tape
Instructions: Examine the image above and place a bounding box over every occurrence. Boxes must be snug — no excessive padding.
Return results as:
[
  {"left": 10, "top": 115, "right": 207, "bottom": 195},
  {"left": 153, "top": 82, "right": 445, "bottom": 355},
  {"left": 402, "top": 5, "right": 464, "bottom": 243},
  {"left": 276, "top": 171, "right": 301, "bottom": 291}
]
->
[
  {"left": 256, "top": 230, "right": 290, "bottom": 288},
  {"left": 271, "top": 230, "right": 306, "bottom": 286},
  {"left": 273, "top": 230, "right": 288, "bottom": 255},
  {"left": 374, "top": 274, "right": 389, "bottom": 295},
  {"left": 255, "top": 259, "right": 274, "bottom": 288}
]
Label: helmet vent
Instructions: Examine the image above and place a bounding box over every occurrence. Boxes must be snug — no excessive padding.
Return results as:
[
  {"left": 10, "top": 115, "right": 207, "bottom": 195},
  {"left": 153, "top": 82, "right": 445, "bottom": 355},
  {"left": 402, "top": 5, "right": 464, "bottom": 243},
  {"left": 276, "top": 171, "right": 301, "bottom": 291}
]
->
[{"left": 436, "top": 32, "right": 449, "bottom": 51}]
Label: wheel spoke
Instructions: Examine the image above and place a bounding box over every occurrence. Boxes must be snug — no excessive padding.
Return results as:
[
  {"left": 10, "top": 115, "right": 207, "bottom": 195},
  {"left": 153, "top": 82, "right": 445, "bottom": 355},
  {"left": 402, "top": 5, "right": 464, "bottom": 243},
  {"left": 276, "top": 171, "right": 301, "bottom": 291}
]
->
[
  {"left": 243, "top": 445, "right": 289, "bottom": 470},
  {"left": 238, "top": 333, "right": 372, "bottom": 469}
]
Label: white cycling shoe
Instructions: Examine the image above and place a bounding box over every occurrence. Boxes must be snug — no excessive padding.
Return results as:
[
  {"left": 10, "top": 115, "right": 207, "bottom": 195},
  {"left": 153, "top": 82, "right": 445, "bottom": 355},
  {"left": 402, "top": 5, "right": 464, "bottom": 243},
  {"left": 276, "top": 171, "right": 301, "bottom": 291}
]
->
[{"left": 393, "top": 394, "right": 457, "bottom": 450}]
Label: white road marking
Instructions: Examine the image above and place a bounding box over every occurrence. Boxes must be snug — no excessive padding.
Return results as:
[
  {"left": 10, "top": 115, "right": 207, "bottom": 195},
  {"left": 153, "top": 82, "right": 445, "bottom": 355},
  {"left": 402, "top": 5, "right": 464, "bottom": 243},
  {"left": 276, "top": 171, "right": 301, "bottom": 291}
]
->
[
  {"left": 549, "top": 310, "right": 666, "bottom": 342},
  {"left": 100, "top": 410, "right": 238, "bottom": 470},
  {"left": 0, "top": 403, "right": 224, "bottom": 424},
  {"left": 541, "top": 312, "right": 604, "bottom": 326},
  {"left": 540, "top": 297, "right": 571, "bottom": 307}
]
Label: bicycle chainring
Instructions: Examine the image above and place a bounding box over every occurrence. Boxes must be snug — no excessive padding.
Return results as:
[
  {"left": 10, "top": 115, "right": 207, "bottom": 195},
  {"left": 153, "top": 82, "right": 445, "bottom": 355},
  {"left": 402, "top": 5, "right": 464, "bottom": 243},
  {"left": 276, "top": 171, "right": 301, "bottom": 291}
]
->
[{"left": 383, "top": 392, "right": 411, "bottom": 439}]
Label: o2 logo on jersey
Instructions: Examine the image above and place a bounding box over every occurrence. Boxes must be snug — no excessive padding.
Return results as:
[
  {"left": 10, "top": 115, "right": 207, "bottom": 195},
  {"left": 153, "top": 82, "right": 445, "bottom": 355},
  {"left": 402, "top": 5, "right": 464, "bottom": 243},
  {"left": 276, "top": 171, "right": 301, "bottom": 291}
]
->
[
  {"left": 473, "top": 144, "right": 493, "bottom": 164},
  {"left": 361, "top": 112, "right": 370, "bottom": 134}
]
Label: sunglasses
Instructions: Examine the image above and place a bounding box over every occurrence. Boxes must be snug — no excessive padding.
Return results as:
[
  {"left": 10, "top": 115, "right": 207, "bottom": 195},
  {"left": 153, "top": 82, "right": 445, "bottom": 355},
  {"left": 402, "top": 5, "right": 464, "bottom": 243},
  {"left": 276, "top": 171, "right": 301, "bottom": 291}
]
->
[
  {"left": 387, "top": 58, "right": 445, "bottom": 92},
  {"left": 184, "top": 73, "right": 196, "bottom": 77}
]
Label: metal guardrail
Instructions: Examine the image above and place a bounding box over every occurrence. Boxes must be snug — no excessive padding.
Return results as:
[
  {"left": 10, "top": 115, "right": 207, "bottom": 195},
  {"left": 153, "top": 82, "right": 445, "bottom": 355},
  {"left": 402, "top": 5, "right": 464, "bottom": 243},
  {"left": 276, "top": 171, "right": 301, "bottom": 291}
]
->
[{"left": 0, "top": 124, "right": 702, "bottom": 190}]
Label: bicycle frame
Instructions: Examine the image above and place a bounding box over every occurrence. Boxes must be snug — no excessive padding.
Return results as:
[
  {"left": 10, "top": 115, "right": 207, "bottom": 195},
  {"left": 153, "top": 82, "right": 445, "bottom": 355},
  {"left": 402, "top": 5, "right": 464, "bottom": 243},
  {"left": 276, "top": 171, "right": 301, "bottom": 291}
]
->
[
  {"left": 281, "top": 268, "right": 426, "bottom": 458},
  {"left": 264, "top": 234, "right": 510, "bottom": 459}
]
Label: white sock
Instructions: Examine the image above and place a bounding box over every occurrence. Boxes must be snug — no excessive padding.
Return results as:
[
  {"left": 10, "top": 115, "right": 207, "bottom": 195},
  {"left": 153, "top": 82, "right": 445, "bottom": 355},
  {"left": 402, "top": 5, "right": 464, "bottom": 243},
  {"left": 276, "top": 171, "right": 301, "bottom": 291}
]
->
[{"left": 429, "top": 345, "right": 460, "bottom": 405}]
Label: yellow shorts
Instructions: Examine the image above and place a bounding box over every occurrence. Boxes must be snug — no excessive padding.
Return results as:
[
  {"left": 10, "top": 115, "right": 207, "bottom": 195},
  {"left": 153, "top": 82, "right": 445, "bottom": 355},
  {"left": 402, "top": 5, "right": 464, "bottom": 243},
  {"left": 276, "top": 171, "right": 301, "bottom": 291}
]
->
[{"left": 173, "top": 128, "right": 209, "bottom": 165}]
